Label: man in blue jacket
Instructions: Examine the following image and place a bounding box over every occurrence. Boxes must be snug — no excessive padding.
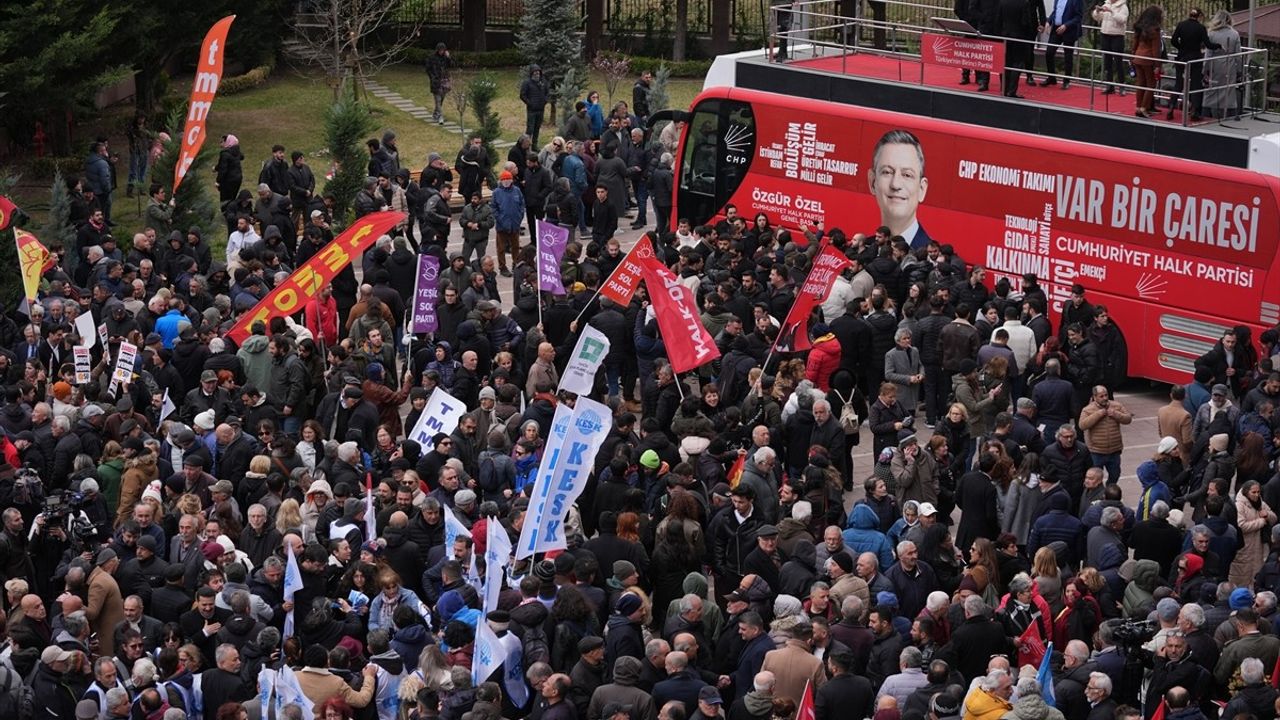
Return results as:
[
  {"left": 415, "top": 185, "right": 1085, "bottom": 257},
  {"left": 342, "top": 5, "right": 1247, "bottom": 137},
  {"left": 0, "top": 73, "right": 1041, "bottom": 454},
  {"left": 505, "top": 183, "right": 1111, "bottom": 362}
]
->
[
  {"left": 1041, "top": 0, "right": 1084, "bottom": 88},
  {"left": 491, "top": 170, "right": 526, "bottom": 278}
]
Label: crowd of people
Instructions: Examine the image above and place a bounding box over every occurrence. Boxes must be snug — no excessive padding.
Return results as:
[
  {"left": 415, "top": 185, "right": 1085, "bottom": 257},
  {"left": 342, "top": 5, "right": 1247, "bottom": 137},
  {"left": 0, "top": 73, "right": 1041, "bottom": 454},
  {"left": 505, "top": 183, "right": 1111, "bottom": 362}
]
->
[{"left": 1, "top": 69, "right": 1280, "bottom": 720}]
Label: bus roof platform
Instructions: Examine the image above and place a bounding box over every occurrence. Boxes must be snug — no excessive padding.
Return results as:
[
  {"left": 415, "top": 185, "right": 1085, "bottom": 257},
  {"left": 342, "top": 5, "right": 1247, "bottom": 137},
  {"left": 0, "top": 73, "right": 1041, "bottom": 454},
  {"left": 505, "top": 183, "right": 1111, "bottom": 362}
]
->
[{"left": 727, "top": 50, "right": 1280, "bottom": 170}]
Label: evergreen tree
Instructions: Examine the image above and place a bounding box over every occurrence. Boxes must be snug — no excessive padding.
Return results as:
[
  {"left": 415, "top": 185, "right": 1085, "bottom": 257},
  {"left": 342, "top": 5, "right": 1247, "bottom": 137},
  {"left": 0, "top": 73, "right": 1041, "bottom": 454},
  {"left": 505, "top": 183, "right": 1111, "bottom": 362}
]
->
[
  {"left": 467, "top": 73, "right": 501, "bottom": 175},
  {"left": 44, "top": 170, "right": 79, "bottom": 257},
  {"left": 323, "top": 99, "right": 375, "bottom": 228},
  {"left": 554, "top": 67, "right": 588, "bottom": 126},
  {"left": 0, "top": 172, "right": 24, "bottom": 313},
  {"left": 149, "top": 107, "right": 219, "bottom": 237},
  {"left": 649, "top": 64, "right": 672, "bottom": 115},
  {"left": 516, "top": 0, "right": 583, "bottom": 122}
]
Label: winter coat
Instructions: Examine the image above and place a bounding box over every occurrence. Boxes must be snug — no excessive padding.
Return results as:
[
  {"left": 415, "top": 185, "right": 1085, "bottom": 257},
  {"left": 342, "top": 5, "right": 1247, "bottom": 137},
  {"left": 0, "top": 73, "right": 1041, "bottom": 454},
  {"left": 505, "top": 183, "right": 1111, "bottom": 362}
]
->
[
  {"left": 1002, "top": 693, "right": 1066, "bottom": 720},
  {"left": 805, "top": 334, "right": 842, "bottom": 391},
  {"left": 884, "top": 345, "right": 924, "bottom": 411},
  {"left": 842, "top": 504, "right": 896, "bottom": 571},
  {"left": 1122, "top": 559, "right": 1161, "bottom": 618},
  {"left": 460, "top": 201, "right": 495, "bottom": 243},
  {"left": 1029, "top": 494, "right": 1086, "bottom": 566},
  {"left": 1230, "top": 494, "right": 1276, "bottom": 588},
  {"left": 491, "top": 184, "right": 526, "bottom": 232},
  {"left": 588, "top": 656, "right": 658, "bottom": 720}
]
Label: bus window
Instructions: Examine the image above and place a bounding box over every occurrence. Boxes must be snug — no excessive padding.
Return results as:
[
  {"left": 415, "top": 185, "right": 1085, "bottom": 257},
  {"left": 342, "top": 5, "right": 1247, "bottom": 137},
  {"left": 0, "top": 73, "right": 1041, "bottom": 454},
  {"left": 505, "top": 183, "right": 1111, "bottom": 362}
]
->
[{"left": 680, "top": 106, "right": 720, "bottom": 197}]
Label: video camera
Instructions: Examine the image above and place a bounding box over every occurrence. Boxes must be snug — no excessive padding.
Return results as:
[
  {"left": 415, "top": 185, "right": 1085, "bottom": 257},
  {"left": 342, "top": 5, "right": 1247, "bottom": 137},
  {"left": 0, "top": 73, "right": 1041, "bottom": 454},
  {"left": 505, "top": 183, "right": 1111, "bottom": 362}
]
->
[
  {"left": 41, "top": 488, "right": 89, "bottom": 524},
  {"left": 39, "top": 488, "right": 98, "bottom": 550}
]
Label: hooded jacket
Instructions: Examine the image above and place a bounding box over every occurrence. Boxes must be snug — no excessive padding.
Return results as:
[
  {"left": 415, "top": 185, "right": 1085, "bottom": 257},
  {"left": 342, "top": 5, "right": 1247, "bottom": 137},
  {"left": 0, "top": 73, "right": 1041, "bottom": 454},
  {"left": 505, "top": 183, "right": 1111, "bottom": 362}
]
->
[
  {"left": 1122, "top": 559, "right": 1161, "bottom": 618},
  {"left": 842, "top": 504, "right": 895, "bottom": 571},
  {"left": 587, "top": 656, "right": 658, "bottom": 720},
  {"left": 1002, "top": 693, "right": 1066, "bottom": 720},
  {"left": 1135, "top": 460, "right": 1171, "bottom": 521}
]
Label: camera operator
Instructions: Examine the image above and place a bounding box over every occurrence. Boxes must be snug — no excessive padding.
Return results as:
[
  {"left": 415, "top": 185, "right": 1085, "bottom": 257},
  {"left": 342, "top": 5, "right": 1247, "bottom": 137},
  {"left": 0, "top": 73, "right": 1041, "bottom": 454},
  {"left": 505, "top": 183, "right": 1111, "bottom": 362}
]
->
[{"left": 30, "top": 510, "right": 80, "bottom": 599}]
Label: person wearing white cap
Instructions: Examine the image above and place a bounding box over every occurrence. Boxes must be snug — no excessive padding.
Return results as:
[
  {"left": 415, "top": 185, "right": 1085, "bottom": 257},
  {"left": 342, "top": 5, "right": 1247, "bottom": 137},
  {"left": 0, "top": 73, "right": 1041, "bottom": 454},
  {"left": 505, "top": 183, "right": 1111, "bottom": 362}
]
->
[{"left": 33, "top": 647, "right": 83, "bottom": 720}]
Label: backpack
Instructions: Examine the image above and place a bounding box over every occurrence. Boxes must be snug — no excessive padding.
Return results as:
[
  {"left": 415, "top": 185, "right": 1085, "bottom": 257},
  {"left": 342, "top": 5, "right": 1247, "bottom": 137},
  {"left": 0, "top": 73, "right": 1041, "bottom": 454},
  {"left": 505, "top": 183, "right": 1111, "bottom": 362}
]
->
[
  {"left": 832, "top": 388, "right": 861, "bottom": 434},
  {"left": 520, "top": 622, "right": 551, "bottom": 672},
  {"left": 0, "top": 664, "right": 35, "bottom": 720}
]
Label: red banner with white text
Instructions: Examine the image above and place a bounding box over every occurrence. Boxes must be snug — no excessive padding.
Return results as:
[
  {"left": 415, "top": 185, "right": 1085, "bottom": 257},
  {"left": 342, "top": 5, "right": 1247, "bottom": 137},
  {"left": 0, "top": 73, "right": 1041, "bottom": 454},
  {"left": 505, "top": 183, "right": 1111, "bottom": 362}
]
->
[
  {"left": 174, "top": 15, "right": 236, "bottom": 192},
  {"left": 226, "top": 211, "right": 404, "bottom": 344},
  {"left": 640, "top": 254, "right": 721, "bottom": 374},
  {"left": 775, "top": 244, "right": 853, "bottom": 353},
  {"left": 921, "top": 32, "right": 1006, "bottom": 73},
  {"left": 600, "top": 235, "right": 656, "bottom": 306}
]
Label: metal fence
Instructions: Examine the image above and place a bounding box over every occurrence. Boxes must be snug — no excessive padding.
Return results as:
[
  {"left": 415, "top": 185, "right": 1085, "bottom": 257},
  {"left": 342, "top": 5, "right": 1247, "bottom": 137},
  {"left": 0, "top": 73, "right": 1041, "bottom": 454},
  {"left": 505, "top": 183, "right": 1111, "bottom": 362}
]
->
[{"left": 394, "top": 0, "right": 769, "bottom": 36}]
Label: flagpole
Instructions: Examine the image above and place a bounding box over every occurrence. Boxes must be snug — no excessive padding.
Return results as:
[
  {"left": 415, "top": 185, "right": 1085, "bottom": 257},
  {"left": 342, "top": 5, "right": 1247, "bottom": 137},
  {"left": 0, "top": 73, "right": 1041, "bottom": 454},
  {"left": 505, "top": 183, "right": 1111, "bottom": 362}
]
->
[
  {"left": 535, "top": 220, "right": 544, "bottom": 331},
  {"left": 568, "top": 234, "right": 639, "bottom": 328}
]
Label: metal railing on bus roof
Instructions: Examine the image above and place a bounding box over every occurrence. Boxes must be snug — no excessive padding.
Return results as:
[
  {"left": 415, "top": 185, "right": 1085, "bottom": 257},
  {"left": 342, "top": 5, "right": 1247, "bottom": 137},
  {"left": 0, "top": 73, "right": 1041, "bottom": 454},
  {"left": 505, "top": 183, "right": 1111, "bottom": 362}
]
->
[{"left": 769, "top": 0, "right": 1270, "bottom": 127}]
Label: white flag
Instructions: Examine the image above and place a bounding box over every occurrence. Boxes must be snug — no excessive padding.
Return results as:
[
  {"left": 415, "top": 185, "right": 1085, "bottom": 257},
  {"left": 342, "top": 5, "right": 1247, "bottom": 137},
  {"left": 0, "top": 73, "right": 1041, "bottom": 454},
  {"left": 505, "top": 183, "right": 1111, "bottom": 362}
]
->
[
  {"left": 442, "top": 501, "right": 473, "bottom": 550},
  {"left": 159, "top": 388, "right": 176, "bottom": 422},
  {"left": 75, "top": 311, "right": 97, "bottom": 349},
  {"left": 406, "top": 388, "right": 466, "bottom": 449},
  {"left": 275, "top": 665, "right": 315, "bottom": 720},
  {"left": 519, "top": 397, "right": 611, "bottom": 557},
  {"left": 365, "top": 484, "right": 377, "bottom": 544},
  {"left": 484, "top": 518, "right": 512, "bottom": 614},
  {"left": 559, "top": 325, "right": 610, "bottom": 396},
  {"left": 516, "top": 403, "right": 573, "bottom": 559},
  {"left": 282, "top": 542, "right": 303, "bottom": 639},
  {"left": 471, "top": 616, "right": 504, "bottom": 689},
  {"left": 498, "top": 631, "right": 530, "bottom": 707},
  {"left": 257, "top": 667, "right": 276, "bottom": 720}
]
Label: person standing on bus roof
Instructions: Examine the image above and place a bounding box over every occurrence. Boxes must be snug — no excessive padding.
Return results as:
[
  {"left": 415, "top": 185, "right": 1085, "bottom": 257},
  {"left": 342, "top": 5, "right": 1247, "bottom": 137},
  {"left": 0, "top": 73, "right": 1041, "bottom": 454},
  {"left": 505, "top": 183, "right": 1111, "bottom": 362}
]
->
[
  {"left": 1040, "top": 0, "right": 1083, "bottom": 88},
  {"left": 867, "top": 130, "right": 932, "bottom": 252},
  {"left": 998, "top": 0, "right": 1043, "bottom": 97}
]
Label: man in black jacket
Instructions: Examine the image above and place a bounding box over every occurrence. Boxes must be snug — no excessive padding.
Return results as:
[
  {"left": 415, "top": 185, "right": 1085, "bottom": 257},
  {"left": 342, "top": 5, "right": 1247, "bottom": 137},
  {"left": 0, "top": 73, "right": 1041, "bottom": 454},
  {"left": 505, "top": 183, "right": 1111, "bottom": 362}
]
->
[
  {"left": 519, "top": 65, "right": 550, "bottom": 146},
  {"left": 1168, "top": 9, "right": 1219, "bottom": 120},
  {"left": 816, "top": 651, "right": 873, "bottom": 720},
  {"left": 178, "top": 586, "right": 231, "bottom": 661},
  {"left": 523, "top": 155, "right": 554, "bottom": 242},
  {"left": 257, "top": 145, "right": 291, "bottom": 197},
  {"left": 937, "top": 595, "right": 1013, "bottom": 683}
]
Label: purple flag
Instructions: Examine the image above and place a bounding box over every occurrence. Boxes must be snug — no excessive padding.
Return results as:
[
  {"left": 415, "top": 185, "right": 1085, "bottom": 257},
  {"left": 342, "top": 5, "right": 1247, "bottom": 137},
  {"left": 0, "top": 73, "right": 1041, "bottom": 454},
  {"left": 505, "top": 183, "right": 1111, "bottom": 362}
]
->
[
  {"left": 410, "top": 254, "right": 440, "bottom": 333},
  {"left": 535, "top": 219, "right": 569, "bottom": 295}
]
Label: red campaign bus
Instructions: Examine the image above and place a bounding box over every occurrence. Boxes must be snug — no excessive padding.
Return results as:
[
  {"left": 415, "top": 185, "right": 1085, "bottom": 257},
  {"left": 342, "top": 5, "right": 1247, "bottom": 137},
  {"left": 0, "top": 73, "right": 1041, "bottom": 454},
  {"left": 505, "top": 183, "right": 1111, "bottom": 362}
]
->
[{"left": 660, "top": 86, "right": 1280, "bottom": 385}]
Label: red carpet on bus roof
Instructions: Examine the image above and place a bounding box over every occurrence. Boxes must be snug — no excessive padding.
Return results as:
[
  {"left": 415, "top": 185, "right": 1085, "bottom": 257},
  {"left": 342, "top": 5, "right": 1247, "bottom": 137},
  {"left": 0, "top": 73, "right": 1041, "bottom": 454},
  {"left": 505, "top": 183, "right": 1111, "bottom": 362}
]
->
[{"left": 791, "top": 53, "right": 1211, "bottom": 125}]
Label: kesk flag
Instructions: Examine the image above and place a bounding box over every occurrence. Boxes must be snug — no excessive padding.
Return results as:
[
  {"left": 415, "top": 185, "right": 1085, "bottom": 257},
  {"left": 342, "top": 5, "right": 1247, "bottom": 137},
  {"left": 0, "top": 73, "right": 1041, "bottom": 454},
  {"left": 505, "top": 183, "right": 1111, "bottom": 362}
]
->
[
  {"left": 364, "top": 472, "right": 377, "bottom": 545},
  {"left": 520, "top": 397, "right": 611, "bottom": 556},
  {"left": 472, "top": 614, "right": 504, "bottom": 688},
  {"left": 0, "top": 195, "right": 18, "bottom": 231},
  {"left": 498, "top": 630, "right": 530, "bottom": 707},
  {"left": 282, "top": 542, "right": 303, "bottom": 639},
  {"left": 227, "top": 211, "right": 403, "bottom": 344},
  {"left": 599, "top": 235, "right": 655, "bottom": 305},
  {"left": 174, "top": 15, "right": 236, "bottom": 192},
  {"left": 774, "top": 244, "right": 852, "bottom": 353},
  {"left": 406, "top": 387, "right": 466, "bottom": 449},
  {"left": 409, "top": 254, "right": 440, "bottom": 333},
  {"left": 14, "top": 228, "right": 51, "bottom": 304},
  {"left": 516, "top": 402, "right": 573, "bottom": 558},
  {"left": 535, "top": 219, "right": 569, "bottom": 294},
  {"left": 640, "top": 255, "right": 720, "bottom": 374},
  {"left": 559, "top": 325, "right": 610, "bottom": 396},
  {"left": 483, "top": 516, "right": 511, "bottom": 614},
  {"left": 442, "top": 501, "right": 473, "bottom": 550}
]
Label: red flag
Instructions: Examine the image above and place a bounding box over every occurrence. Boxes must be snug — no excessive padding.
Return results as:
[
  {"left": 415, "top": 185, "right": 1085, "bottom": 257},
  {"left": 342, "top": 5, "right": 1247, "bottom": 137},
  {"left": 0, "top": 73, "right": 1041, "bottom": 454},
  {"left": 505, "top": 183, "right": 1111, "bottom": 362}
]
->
[
  {"left": 0, "top": 195, "right": 17, "bottom": 231},
  {"left": 774, "top": 245, "right": 853, "bottom": 353},
  {"left": 599, "top": 235, "right": 655, "bottom": 306},
  {"left": 797, "top": 680, "right": 815, "bottom": 720},
  {"left": 226, "top": 211, "right": 404, "bottom": 344},
  {"left": 727, "top": 453, "right": 746, "bottom": 488},
  {"left": 1272, "top": 652, "right": 1280, "bottom": 688},
  {"left": 640, "top": 255, "right": 720, "bottom": 374},
  {"left": 1150, "top": 700, "right": 1168, "bottom": 720},
  {"left": 174, "top": 16, "right": 236, "bottom": 192}
]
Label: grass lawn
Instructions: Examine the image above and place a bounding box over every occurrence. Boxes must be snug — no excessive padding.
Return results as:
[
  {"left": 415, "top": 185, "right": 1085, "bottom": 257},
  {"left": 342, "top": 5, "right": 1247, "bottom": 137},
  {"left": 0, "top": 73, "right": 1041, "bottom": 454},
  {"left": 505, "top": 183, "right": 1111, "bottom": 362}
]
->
[
  {"left": 373, "top": 65, "right": 708, "bottom": 147},
  {"left": 8, "top": 63, "right": 709, "bottom": 248}
]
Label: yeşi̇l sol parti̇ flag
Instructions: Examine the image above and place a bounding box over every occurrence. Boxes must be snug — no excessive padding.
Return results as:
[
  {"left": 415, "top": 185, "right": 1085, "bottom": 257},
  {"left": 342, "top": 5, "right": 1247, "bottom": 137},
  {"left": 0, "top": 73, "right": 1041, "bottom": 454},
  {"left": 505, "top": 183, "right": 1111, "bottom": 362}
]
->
[
  {"left": 409, "top": 254, "right": 440, "bottom": 333},
  {"left": 639, "top": 254, "right": 720, "bottom": 374},
  {"left": 535, "top": 219, "right": 569, "bottom": 295},
  {"left": 599, "top": 234, "right": 655, "bottom": 306},
  {"left": 774, "top": 244, "right": 852, "bottom": 353},
  {"left": 174, "top": 15, "right": 236, "bottom": 192}
]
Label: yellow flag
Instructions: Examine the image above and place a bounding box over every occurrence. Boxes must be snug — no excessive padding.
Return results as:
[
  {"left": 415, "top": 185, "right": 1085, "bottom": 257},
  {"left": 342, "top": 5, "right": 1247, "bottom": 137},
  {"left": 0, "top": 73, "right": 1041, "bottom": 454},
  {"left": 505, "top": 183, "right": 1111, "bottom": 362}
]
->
[{"left": 14, "top": 227, "right": 50, "bottom": 304}]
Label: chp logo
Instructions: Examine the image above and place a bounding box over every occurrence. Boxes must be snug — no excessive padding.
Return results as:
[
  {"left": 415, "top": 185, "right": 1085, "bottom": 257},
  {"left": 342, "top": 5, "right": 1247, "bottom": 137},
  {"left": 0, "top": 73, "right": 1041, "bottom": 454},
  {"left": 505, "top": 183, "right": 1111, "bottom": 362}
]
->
[{"left": 931, "top": 36, "right": 955, "bottom": 56}]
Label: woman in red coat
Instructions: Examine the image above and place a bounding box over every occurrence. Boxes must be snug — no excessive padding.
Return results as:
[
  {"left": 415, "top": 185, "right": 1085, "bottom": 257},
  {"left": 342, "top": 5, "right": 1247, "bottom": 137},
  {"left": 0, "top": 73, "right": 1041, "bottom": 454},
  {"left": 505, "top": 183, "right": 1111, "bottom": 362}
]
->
[{"left": 804, "top": 324, "right": 842, "bottom": 391}]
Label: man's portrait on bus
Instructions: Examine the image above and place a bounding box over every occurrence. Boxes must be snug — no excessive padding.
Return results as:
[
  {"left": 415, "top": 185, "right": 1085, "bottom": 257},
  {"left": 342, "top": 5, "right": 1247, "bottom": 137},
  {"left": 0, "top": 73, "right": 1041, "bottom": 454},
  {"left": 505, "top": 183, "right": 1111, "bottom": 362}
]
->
[{"left": 868, "top": 129, "right": 933, "bottom": 250}]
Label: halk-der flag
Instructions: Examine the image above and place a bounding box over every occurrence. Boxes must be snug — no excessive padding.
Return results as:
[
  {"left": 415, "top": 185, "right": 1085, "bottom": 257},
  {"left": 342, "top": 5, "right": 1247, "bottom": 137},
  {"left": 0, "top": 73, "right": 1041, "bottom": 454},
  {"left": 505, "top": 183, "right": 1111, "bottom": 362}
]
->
[
  {"left": 640, "top": 255, "right": 720, "bottom": 374},
  {"left": 0, "top": 195, "right": 18, "bottom": 231},
  {"left": 228, "top": 211, "right": 403, "bottom": 343},
  {"left": 535, "top": 219, "right": 569, "bottom": 295},
  {"left": 174, "top": 15, "right": 236, "bottom": 192},
  {"left": 14, "top": 228, "right": 51, "bottom": 304},
  {"left": 599, "top": 235, "right": 655, "bottom": 306},
  {"left": 774, "top": 244, "right": 852, "bottom": 353},
  {"left": 559, "top": 325, "right": 610, "bottom": 396}
]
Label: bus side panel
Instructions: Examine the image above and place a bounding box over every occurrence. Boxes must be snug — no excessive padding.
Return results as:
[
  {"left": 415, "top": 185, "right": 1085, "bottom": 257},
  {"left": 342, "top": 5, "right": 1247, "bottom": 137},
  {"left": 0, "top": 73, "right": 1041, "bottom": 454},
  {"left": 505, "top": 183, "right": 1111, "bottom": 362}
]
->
[{"left": 705, "top": 89, "right": 1279, "bottom": 382}]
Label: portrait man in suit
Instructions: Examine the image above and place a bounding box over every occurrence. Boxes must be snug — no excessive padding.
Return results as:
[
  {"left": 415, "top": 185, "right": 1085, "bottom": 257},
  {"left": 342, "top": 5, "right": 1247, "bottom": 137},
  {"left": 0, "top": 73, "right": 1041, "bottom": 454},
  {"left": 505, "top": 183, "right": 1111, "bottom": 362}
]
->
[{"left": 868, "top": 130, "right": 932, "bottom": 250}]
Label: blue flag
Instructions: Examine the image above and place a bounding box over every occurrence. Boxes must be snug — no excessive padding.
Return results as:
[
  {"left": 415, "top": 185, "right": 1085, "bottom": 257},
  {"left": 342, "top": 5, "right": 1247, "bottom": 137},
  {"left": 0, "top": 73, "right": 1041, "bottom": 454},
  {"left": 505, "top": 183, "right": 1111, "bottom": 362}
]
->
[{"left": 1037, "top": 641, "right": 1056, "bottom": 708}]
